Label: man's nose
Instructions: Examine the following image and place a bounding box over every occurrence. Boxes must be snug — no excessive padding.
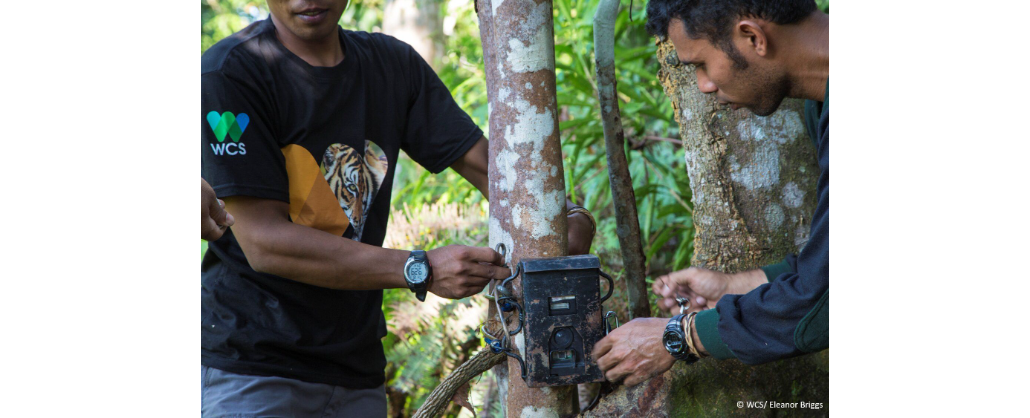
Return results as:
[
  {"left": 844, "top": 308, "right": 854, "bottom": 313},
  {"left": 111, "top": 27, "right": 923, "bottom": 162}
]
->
[{"left": 695, "top": 70, "right": 717, "bottom": 94}]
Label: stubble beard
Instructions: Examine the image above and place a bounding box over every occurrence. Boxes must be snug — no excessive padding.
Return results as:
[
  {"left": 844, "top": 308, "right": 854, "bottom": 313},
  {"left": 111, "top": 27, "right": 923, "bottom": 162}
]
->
[{"left": 738, "top": 64, "right": 791, "bottom": 117}]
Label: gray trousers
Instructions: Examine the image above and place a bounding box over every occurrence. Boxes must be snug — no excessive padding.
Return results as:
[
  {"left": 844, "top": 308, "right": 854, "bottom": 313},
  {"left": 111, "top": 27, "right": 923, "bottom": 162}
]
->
[{"left": 201, "top": 366, "right": 387, "bottom": 418}]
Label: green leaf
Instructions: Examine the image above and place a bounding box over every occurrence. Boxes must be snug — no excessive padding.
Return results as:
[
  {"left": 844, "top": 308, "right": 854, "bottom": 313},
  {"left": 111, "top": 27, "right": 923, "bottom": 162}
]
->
[
  {"left": 559, "top": 117, "right": 592, "bottom": 132},
  {"left": 647, "top": 227, "right": 677, "bottom": 259},
  {"left": 673, "top": 238, "right": 694, "bottom": 271}
]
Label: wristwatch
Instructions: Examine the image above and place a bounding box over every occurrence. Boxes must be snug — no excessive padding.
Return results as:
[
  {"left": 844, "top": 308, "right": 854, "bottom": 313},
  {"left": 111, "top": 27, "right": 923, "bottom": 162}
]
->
[
  {"left": 404, "top": 250, "right": 432, "bottom": 302},
  {"left": 663, "top": 314, "right": 700, "bottom": 363}
]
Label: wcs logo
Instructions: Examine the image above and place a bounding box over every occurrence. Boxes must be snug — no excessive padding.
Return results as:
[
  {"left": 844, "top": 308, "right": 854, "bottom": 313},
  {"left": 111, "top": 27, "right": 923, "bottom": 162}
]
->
[{"left": 206, "top": 111, "right": 249, "bottom": 156}]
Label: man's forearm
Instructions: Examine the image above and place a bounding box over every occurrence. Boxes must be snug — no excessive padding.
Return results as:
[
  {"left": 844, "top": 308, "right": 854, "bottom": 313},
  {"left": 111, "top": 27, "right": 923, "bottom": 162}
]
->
[
  {"left": 726, "top": 269, "right": 769, "bottom": 295},
  {"left": 450, "top": 137, "right": 490, "bottom": 198},
  {"left": 224, "top": 197, "right": 410, "bottom": 291},
  {"left": 240, "top": 220, "right": 410, "bottom": 290}
]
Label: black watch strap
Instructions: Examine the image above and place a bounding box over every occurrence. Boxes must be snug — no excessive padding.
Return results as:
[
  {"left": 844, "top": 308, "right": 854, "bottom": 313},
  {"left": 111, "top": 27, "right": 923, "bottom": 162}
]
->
[
  {"left": 405, "top": 250, "right": 431, "bottom": 302},
  {"left": 665, "top": 314, "right": 700, "bottom": 363}
]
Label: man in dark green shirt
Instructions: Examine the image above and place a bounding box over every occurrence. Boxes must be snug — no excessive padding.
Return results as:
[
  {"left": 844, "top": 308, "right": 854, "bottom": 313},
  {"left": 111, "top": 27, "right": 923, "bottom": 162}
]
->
[{"left": 594, "top": 0, "right": 828, "bottom": 386}]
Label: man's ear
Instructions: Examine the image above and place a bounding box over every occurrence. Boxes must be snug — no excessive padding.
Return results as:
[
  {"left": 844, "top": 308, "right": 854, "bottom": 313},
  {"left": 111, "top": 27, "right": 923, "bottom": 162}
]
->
[{"left": 736, "top": 20, "right": 768, "bottom": 57}]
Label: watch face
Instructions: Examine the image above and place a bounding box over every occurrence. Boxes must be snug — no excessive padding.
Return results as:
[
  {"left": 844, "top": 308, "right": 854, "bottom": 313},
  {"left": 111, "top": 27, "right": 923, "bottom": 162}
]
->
[
  {"left": 663, "top": 330, "right": 684, "bottom": 354},
  {"left": 407, "top": 262, "right": 428, "bottom": 283}
]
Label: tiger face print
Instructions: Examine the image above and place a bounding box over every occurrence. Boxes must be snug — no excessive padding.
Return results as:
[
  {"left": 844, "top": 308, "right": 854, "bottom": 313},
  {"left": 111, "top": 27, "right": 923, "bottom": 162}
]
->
[{"left": 322, "top": 140, "right": 389, "bottom": 241}]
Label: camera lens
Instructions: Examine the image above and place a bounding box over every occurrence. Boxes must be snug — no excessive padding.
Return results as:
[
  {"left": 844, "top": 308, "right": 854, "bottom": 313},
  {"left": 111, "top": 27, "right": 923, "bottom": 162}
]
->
[{"left": 553, "top": 328, "right": 573, "bottom": 349}]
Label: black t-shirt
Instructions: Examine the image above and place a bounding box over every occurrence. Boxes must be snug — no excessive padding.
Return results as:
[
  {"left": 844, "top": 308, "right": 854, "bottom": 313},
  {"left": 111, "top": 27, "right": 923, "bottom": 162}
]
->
[{"left": 200, "top": 19, "right": 482, "bottom": 388}]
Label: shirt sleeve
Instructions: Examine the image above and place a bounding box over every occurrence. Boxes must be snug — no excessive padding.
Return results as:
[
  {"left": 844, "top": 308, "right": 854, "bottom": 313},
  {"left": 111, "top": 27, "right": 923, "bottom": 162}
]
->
[
  {"left": 397, "top": 42, "right": 483, "bottom": 174},
  {"left": 759, "top": 255, "right": 797, "bottom": 283},
  {"left": 201, "top": 65, "right": 288, "bottom": 202}
]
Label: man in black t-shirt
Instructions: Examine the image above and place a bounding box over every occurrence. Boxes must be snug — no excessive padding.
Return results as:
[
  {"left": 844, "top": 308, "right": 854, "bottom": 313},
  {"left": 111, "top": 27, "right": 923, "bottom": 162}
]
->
[{"left": 200, "top": 1, "right": 593, "bottom": 416}]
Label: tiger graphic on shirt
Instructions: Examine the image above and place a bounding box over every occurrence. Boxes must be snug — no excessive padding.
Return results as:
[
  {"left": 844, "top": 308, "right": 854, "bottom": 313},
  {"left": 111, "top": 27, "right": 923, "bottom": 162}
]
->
[{"left": 321, "top": 140, "right": 389, "bottom": 241}]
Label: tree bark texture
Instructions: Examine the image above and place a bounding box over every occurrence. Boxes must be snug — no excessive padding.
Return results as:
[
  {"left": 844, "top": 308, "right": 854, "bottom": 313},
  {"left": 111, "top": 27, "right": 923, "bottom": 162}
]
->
[
  {"left": 475, "top": 2, "right": 512, "bottom": 415},
  {"left": 593, "top": 0, "right": 650, "bottom": 321},
  {"left": 480, "top": 0, "right": 576, "bottom": 416},
  {"left": 383, "top": 0, "right": 445, "bottom": 69},
  {"left": 657, "top": 47, "right": 819, "bottom": 273},
  {"left": 586, "top": 38, "right": 829, "bottom": 417}
]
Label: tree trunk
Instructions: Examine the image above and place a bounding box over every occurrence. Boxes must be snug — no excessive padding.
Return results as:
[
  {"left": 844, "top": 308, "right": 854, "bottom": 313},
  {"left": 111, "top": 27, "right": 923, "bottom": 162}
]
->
[
  {"left": 382, "top": 0, "right": 444, "bottom": 69},
  {"left": 480, "top": 0, "right": 578, "bottom": 416},
  {"left": 593, "top": 0, "right": 650, "bottom": 321},
  {"left": 584, "top": 38, "right": 829, "bottom": 418},
  {"left": 657, "top": 51, "right": 819, "bottom": 273},
  {"left": 475, "top": 1, "right": 509, "bottom": 415}
]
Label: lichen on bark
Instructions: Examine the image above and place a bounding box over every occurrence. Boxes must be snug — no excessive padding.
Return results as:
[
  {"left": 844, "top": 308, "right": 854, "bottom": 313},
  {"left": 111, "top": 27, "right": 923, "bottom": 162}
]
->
[
  {"left": 480, "top": 0, "right": 575, "bottom": 416},
  {"left": 656, "top": 40, "right": 819, "bottom": 272}
]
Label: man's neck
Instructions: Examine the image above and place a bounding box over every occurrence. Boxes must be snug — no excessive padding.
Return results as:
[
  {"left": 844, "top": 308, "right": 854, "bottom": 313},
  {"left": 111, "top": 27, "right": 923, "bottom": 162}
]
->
[
  {"left": 782, "top": 12, "right": 829, "bottom": 102},
  {"left": 270, "top": 16, "right": 344, "bottom": 67}
]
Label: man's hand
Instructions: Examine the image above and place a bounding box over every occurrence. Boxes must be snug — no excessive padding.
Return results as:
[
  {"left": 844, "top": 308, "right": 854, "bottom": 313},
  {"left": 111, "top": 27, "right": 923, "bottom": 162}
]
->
[
  {"left": 202, "top": 178, "right": 234, "bottom": 241},
  {"left": 567, "top": 212, "right": 593, "bottom": 255},
  {"left": 652, "top": 267, "right": 767, "bottom": 315},
  {"left": 593, "top": 317, "right": 676, "bottom": 387},
  {"left": 427, "top": 245, "right": 510, "bottom": 299}
]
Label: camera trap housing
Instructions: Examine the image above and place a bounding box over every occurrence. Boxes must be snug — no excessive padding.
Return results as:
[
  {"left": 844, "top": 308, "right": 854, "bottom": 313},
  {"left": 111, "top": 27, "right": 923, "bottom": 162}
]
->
[{"left": 513, "top": 254, "right": 614, "bottom": 388}]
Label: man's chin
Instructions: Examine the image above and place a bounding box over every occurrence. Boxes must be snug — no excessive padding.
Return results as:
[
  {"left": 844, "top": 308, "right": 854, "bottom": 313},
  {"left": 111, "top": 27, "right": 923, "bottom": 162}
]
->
[
  {"left": 748, "top": 100, "right": 785, "bottom": 117},
  {"left": 751, "top": 107, "right": 777, "bottom": 117},
  {"left": 296, "top": 26, "right": 338, "bottom": 41}
]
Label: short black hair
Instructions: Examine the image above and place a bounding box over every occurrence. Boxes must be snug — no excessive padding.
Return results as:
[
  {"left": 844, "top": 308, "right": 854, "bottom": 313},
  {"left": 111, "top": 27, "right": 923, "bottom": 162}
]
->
[{"left": 646, "top": 0, "right": 816, "bottom": 68}]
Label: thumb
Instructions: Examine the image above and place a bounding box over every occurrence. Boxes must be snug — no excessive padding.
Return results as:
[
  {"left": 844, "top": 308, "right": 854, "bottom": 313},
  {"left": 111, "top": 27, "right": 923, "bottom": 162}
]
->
[
  {"left": 667, "top": 267, "right": 700, "bottom": 288},
  {"left": 210, "top": 199, "right": 235, "bottom": 227}
]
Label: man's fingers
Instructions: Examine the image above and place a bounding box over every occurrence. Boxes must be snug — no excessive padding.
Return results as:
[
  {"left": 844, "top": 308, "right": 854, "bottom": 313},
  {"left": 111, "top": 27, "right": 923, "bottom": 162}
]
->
[
  {"left": 658, "top": 297, "right": 679, "bottom": 314},
  {"left": 604, "top": 361, "right": 632, "bottom": 384},
  {"left": 592, "top": 335, "right": 614, "bottom": 361},
  {"left": 209, "top": 201, "right": 231, "bottom": 226},
  {"left": 464, "top": 264, "right": 491, "bottom": 281},
  {"left": 662, "top": 285, "right": 679, "bottom": 300},
  {"left": 461, "top": 283, "right": 487, "bottom": 298},
  {"left": 664, "top": 267, "right": 698, "bottom": 287},
  {"left": 595, "top": 351, "right": 612, "bottom": 372},
  {"left": 467, "top": 246, "right": 505, "bottom": 266},
  {"left": 202, "top": 218, "right": 226, "bottom": 241},
  {"left": 216, "top": 200, "right": 236, "bottom": 226},
  {"left": 204, "top": 195, "right": 235, "bottom": 229},
  {"left": 596, "top": 348, "right": 622, "bottom": 375},
  {"left": 464, "top": 263, "right": 509, "bottom": 283},
  {"left": 652, "top": 276, "right": 665, "bottom": 295},
  {"left": 473, "top": 263, "right": 510, "bottom": 280},
  {"left": 652, "top": 276, "right": 669, "bottom": 294},
  {"left": 495, "top": 264, "right": 512, "bottom": 279}
]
